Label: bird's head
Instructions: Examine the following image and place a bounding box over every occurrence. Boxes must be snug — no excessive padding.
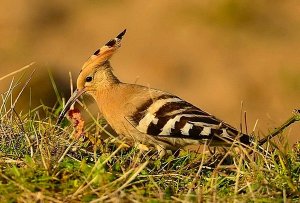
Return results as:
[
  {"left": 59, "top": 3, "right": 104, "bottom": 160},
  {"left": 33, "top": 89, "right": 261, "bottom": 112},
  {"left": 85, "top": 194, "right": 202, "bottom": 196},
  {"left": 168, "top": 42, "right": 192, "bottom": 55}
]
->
[{"left": 57, "top": 29, "right": 126, "bottom": 124}]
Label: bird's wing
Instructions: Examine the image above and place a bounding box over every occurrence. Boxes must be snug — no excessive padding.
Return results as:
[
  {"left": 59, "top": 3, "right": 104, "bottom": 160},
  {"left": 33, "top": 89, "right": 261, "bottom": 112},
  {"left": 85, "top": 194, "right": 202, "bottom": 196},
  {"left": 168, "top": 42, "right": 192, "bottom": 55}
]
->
[{"left": 126, "top": 92, "right": 251, "bottom": 146}]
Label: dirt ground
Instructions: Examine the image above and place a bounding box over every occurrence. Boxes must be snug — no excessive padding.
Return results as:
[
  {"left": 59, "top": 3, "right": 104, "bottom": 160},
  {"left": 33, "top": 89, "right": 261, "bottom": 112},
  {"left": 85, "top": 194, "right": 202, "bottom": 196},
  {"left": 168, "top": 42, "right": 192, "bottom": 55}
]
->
[{"left": 1, "top": 0, "right": 299, "bottom": 144}]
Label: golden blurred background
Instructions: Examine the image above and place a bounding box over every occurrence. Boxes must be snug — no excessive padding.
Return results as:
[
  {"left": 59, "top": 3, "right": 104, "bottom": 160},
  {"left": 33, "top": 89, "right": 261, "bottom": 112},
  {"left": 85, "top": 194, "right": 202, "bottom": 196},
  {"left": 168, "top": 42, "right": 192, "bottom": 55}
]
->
[{"left": 1, "top": 0, "right": 299, "bottom": 143}]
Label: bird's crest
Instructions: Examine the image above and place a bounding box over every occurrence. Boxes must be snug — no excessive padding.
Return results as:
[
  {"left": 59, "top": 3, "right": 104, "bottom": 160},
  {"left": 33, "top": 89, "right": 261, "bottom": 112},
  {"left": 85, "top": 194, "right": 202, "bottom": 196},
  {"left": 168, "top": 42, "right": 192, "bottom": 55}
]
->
[{"left": 81, "top": 29, "right": 126, "bottom": 71}]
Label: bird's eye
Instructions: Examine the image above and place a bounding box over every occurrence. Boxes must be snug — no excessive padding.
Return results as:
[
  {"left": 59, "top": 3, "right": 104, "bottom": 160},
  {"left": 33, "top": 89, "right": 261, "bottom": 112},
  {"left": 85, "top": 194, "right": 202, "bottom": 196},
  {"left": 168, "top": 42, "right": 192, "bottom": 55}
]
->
[{"left": 85, "top": 76, "right": 93, "bottom": 82}]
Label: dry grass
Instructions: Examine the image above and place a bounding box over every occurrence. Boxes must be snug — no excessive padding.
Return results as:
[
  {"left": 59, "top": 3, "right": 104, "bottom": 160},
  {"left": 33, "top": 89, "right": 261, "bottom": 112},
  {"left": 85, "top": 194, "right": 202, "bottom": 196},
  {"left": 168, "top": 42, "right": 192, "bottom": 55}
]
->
[{"left": 0, "top": 67, "right": 300, "bottom": 202}]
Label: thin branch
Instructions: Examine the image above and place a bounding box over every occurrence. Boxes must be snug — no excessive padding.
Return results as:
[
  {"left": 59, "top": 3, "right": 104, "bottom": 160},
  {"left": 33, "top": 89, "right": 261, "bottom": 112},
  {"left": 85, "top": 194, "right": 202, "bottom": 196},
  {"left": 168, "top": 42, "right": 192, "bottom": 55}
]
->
[{"left": 258, "top": 109, "right": 300, "bottom": 145}]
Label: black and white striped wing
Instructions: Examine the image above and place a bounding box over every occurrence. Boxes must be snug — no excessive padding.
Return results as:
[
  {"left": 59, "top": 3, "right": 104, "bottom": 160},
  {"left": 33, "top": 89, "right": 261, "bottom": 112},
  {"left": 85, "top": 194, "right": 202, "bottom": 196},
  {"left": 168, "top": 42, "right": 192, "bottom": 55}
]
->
[{"left": 128, "top": 94, "right": 251, "bottom": 146}]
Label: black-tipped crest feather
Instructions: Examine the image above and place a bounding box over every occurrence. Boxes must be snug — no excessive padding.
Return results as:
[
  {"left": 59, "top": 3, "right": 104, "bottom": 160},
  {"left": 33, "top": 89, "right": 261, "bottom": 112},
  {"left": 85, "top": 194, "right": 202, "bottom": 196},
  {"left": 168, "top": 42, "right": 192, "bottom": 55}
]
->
[{"left": 116, "top": 29, "right": 127, "bottom": 39}]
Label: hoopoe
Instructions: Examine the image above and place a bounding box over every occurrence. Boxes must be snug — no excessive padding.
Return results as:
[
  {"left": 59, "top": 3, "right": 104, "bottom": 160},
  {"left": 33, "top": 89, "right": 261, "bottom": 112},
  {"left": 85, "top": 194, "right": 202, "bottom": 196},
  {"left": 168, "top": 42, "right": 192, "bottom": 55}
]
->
[{"left": 58, "top": 30, "right": 253, "bottom": 156}]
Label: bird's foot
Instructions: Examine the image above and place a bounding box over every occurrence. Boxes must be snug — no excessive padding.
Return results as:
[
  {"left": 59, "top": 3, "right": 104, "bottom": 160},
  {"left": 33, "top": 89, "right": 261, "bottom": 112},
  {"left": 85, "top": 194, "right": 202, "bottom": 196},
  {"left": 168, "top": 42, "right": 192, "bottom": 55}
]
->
[
  {"left": 156, "top": 145, "right": 167, "bottom": 158},
  {"left": 136, "top": 143, "right": 150, "bottom": 152}
]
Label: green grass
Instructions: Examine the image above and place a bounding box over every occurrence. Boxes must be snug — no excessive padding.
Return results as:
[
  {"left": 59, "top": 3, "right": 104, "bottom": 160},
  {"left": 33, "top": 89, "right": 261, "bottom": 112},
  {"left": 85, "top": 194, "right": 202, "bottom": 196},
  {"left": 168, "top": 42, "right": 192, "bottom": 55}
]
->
[{"left": 0, "top": 72, "right": 300, "bottom": 202}]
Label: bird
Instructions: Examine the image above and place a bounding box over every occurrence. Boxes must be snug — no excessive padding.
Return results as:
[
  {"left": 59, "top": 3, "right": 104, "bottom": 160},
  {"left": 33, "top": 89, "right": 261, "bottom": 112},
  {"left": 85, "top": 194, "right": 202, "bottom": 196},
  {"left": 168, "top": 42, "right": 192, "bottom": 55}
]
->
[{"left": 57, "top": 29, "right": 254, "bottom": 157}]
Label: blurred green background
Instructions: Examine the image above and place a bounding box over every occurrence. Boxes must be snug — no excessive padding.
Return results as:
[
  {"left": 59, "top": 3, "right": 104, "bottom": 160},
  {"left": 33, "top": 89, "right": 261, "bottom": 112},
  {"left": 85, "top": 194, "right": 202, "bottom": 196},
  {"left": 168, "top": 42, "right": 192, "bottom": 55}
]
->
[{"left": 1, "top": 0, "right": 300, "bottom": 143}]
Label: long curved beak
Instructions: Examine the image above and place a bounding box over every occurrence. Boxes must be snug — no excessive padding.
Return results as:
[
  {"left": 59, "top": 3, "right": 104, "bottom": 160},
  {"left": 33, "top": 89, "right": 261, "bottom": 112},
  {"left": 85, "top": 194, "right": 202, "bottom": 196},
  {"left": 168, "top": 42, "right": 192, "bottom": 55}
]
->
[{"left": 57, "top": 88, "right": 85, "bottom": 125}]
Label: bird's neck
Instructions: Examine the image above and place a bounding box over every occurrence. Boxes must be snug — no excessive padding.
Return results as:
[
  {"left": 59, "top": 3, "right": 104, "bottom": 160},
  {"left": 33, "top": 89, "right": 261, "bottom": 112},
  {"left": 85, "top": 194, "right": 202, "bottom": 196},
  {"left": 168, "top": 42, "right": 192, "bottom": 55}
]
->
[
  {"left": 91, "top": 68, "right": 121, "bottom": 103},
  {"left": 105, "top": 68, "right": 120, "bottom": 84},
  {"left": 93, "top": 78, "right": 121, "bottom": 120}
]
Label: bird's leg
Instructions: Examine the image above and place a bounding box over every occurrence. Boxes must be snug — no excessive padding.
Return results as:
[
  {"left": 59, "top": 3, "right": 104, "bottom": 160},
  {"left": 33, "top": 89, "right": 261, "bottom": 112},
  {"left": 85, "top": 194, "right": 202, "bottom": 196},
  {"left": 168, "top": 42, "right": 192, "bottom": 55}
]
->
[
  {"left": 156, "top": 145, "right": 167, "bottom": 158},
  {"left": 136, "top": 143, "right": 150, "bottom": 152}
]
